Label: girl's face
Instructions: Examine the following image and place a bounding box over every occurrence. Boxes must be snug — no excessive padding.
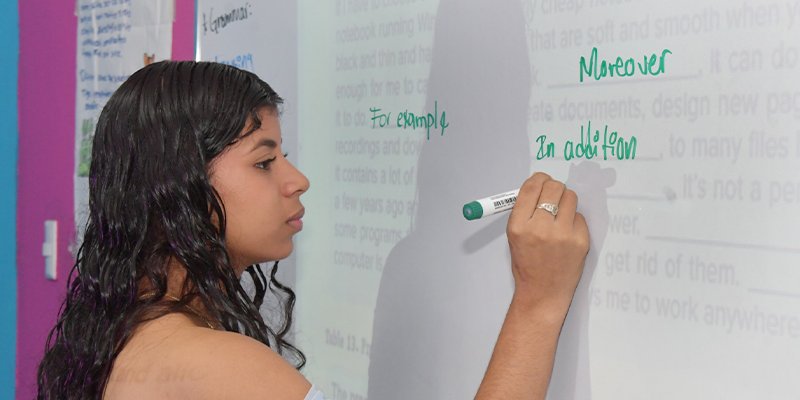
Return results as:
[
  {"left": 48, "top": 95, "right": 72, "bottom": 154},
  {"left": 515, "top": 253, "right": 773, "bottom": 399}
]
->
[{"left": 209, "top": 108, "right": 309, "bottom": 274}]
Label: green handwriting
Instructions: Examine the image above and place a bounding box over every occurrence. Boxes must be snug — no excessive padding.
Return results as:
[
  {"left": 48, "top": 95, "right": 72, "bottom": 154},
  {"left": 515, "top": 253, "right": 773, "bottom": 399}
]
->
[
  {"left": 580, "top": 47, "right": 671, "bottom": 83},
  {"left": 536, "top": 121, "right": 637, "bottom": 161},
  {"left": 369, "top": 101, "right": 449, "bottom": 140}
]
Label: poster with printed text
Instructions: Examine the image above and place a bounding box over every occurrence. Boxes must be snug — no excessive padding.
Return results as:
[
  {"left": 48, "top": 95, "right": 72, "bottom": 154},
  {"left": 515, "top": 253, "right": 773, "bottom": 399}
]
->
[{"left": 74, "top": 0, "right": 174, "bottom": 248}]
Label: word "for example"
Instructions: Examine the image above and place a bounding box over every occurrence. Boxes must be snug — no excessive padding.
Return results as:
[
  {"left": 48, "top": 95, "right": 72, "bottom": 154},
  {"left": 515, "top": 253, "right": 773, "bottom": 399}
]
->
[
  {"left": 580, "top": 47, "right": 672, "bottom": 83},
  {"left": 369, "top": 101, "right": 449, "bottom": 140}
]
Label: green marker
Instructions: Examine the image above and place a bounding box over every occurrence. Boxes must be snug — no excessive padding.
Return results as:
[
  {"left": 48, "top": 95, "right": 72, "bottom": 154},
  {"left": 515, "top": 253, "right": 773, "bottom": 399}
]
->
[{"left": 463, "top": 189, "right": 520, "bottom": 221}]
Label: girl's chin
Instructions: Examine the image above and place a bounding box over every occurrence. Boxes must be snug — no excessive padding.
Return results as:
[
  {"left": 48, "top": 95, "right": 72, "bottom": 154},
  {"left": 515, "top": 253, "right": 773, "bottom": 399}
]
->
[{"left": 261, "top": 243, "right": 294, "bottom": 264}]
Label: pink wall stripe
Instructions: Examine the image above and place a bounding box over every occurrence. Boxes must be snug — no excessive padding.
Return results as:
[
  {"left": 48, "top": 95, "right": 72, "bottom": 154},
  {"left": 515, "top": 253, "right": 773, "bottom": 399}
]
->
[
  {"left": 16, "top": 0, "right": 77, "bottom": 396},
  {"left": 173, "top": 0, "right": 196, "bottom": 62}
]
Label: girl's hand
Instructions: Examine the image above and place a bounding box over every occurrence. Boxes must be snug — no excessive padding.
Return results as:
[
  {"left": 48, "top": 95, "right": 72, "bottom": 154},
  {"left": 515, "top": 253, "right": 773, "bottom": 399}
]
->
[{"left": 506, "top": 172, "right": 590, "bottom": 313}]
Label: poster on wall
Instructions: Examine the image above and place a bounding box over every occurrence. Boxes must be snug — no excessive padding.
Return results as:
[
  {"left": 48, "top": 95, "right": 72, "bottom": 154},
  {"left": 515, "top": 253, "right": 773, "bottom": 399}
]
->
[{"left": 74, "top": 0, "right": 175, "bottom": 248}]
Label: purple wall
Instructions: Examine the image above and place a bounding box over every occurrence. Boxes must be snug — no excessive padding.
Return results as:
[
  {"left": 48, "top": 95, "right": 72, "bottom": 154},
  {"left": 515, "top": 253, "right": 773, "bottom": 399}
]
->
[
  {"left": 15, "top": 1, "right": 195, "bottom": 398},
  {"left": 173, "top": 0, "right": 196, "bottom": 62}
]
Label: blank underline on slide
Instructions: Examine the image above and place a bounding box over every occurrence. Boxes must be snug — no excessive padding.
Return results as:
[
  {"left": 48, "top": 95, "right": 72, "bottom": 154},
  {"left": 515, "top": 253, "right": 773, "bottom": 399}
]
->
[
  {"left": 607, "top": 193, "right": 665, "bottom": 201},
  {"left": 547, "top": 71, "right": 704, "bottom": 90},
  {"left": 537, "top": 154, "right": 662, "bottom": 162},
  {"left": 646, "top": 236, "right": 800, "bottom": 254},
  {"left": 748, "top": 288, "right": 800, "bottom": 300}
]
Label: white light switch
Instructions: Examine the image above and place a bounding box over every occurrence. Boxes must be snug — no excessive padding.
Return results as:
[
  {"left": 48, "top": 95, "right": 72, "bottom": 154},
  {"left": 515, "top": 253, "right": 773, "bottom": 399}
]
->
[{"left": 43, "top": 220, "right": 58, "bottom": 280}]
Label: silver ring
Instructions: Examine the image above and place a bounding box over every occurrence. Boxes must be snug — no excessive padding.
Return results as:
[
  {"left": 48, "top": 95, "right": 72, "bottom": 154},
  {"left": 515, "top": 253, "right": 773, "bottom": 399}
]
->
[{"left": 537, "top": 203, "right": 559, "bottom": 217}]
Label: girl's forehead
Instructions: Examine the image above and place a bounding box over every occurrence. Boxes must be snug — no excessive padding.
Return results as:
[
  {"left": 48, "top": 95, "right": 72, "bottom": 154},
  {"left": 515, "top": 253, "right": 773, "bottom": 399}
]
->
[{"left": 236, "top": 115, "right": 282, "bottom": 149}]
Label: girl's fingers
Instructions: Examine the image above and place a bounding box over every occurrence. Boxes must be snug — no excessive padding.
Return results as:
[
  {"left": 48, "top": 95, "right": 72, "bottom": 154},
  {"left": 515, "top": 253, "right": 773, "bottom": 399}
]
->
[
  {"left": 509, "top": 172, "right": 551, "bottom": 229},
  {"left": 532, "top": 180, "right": 565, "bottom": 223}
]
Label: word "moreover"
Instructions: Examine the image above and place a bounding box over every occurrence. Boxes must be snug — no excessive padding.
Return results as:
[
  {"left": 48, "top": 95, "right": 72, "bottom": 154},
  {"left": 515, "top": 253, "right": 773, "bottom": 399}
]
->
[{"left": 580, "top": 47, "right": 672, "bottom": 83}]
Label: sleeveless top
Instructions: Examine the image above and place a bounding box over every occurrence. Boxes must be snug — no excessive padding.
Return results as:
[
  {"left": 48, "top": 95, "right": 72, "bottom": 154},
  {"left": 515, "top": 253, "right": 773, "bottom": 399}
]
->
[{"left": 304, "top": 385, "right": 327, "bottom": 400}]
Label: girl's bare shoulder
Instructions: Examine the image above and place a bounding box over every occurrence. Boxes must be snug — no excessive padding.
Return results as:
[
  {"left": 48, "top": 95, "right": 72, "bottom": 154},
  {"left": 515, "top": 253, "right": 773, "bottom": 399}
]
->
[{"left": 104, "top": 313, "right": 310, "bottom": 400}]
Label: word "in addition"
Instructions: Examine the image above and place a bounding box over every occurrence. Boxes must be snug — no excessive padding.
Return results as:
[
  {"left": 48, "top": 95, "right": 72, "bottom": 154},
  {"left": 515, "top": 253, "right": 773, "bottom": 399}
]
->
[{"left": 536, "top": 121, "right": 638, "bottom": 161}]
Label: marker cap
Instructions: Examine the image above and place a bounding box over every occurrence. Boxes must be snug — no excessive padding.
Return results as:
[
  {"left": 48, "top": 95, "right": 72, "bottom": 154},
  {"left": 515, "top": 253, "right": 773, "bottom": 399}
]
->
[{"left": 463, "top": 201, "right": 483, "bottom": 221}]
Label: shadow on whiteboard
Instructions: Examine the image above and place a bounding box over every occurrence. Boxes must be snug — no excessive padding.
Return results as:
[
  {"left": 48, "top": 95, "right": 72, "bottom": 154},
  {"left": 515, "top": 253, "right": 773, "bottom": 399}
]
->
[
  {"left": 366, "top": 0, "right": 618, "bottom": 397},
  {"left": 548, "top": 162, "right": 616, "bottom": 400},
  {"left": 366, "top": 0, "right": 594, "bottom": 398}
]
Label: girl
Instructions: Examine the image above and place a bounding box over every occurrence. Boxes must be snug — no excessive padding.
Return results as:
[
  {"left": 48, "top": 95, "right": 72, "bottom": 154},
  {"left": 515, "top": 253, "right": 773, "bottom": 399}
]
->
[{"left": 37, "top": 61, "right": 588, "bottom": 399}]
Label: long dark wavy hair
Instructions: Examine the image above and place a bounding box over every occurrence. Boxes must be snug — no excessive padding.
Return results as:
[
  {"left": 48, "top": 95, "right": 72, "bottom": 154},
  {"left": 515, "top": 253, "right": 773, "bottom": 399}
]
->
[{"left": 37, "top": 61, "right": 305, "bottom": 399}]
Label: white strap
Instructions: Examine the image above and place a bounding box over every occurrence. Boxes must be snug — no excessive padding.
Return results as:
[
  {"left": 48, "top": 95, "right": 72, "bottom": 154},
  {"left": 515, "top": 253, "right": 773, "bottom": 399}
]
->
[{"left": 304, "top": 385, "right": 328, "bottom": 400}]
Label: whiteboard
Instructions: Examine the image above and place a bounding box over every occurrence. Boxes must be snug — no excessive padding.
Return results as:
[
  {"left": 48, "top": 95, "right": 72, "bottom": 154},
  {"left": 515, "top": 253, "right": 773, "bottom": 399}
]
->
[{"left": 199, "top": 0, "right": 800, "bottom": 398}]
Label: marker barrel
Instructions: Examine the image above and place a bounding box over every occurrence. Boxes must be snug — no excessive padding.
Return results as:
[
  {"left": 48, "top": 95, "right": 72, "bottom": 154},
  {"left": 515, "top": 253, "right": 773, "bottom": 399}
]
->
[{"left": 463, "top": 189, "right": 520, "bottom": 220}]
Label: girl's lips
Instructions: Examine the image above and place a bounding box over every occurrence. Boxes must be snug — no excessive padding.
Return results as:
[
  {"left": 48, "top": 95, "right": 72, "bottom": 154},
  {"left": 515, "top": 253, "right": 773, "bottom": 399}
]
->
[
  {"left": 287, "top": 207, "right": 304, "bottom": 231},
  {"left": 288, "top": 218, "right": 303, "bottom": 231}
]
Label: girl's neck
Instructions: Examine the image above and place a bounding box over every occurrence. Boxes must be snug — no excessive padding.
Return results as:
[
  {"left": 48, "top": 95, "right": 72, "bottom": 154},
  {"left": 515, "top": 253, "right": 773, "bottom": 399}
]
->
[{"left": 137, "top": 257, "right": 220, "bottom": 329}]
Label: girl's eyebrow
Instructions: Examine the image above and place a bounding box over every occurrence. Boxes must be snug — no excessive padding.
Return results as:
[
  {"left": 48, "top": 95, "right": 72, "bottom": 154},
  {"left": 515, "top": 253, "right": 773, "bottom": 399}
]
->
[{"left": 248, "top": 138, "right": 280, "bottom": 154}]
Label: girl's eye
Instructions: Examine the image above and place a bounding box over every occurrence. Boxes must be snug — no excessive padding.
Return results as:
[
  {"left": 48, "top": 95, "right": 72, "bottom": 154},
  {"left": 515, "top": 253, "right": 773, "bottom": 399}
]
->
[
  {"left": 255, "top": 153, "right": 288, "bottom": 171},
  {"left": 255, "top": 156, "right": 278, "bottom": 170}
]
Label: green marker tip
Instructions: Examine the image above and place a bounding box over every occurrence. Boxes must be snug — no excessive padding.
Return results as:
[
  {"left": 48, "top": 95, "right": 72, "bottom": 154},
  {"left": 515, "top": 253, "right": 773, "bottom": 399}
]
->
[{"left": 463, "top": 201, "right": 483, "bottom": 221}]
